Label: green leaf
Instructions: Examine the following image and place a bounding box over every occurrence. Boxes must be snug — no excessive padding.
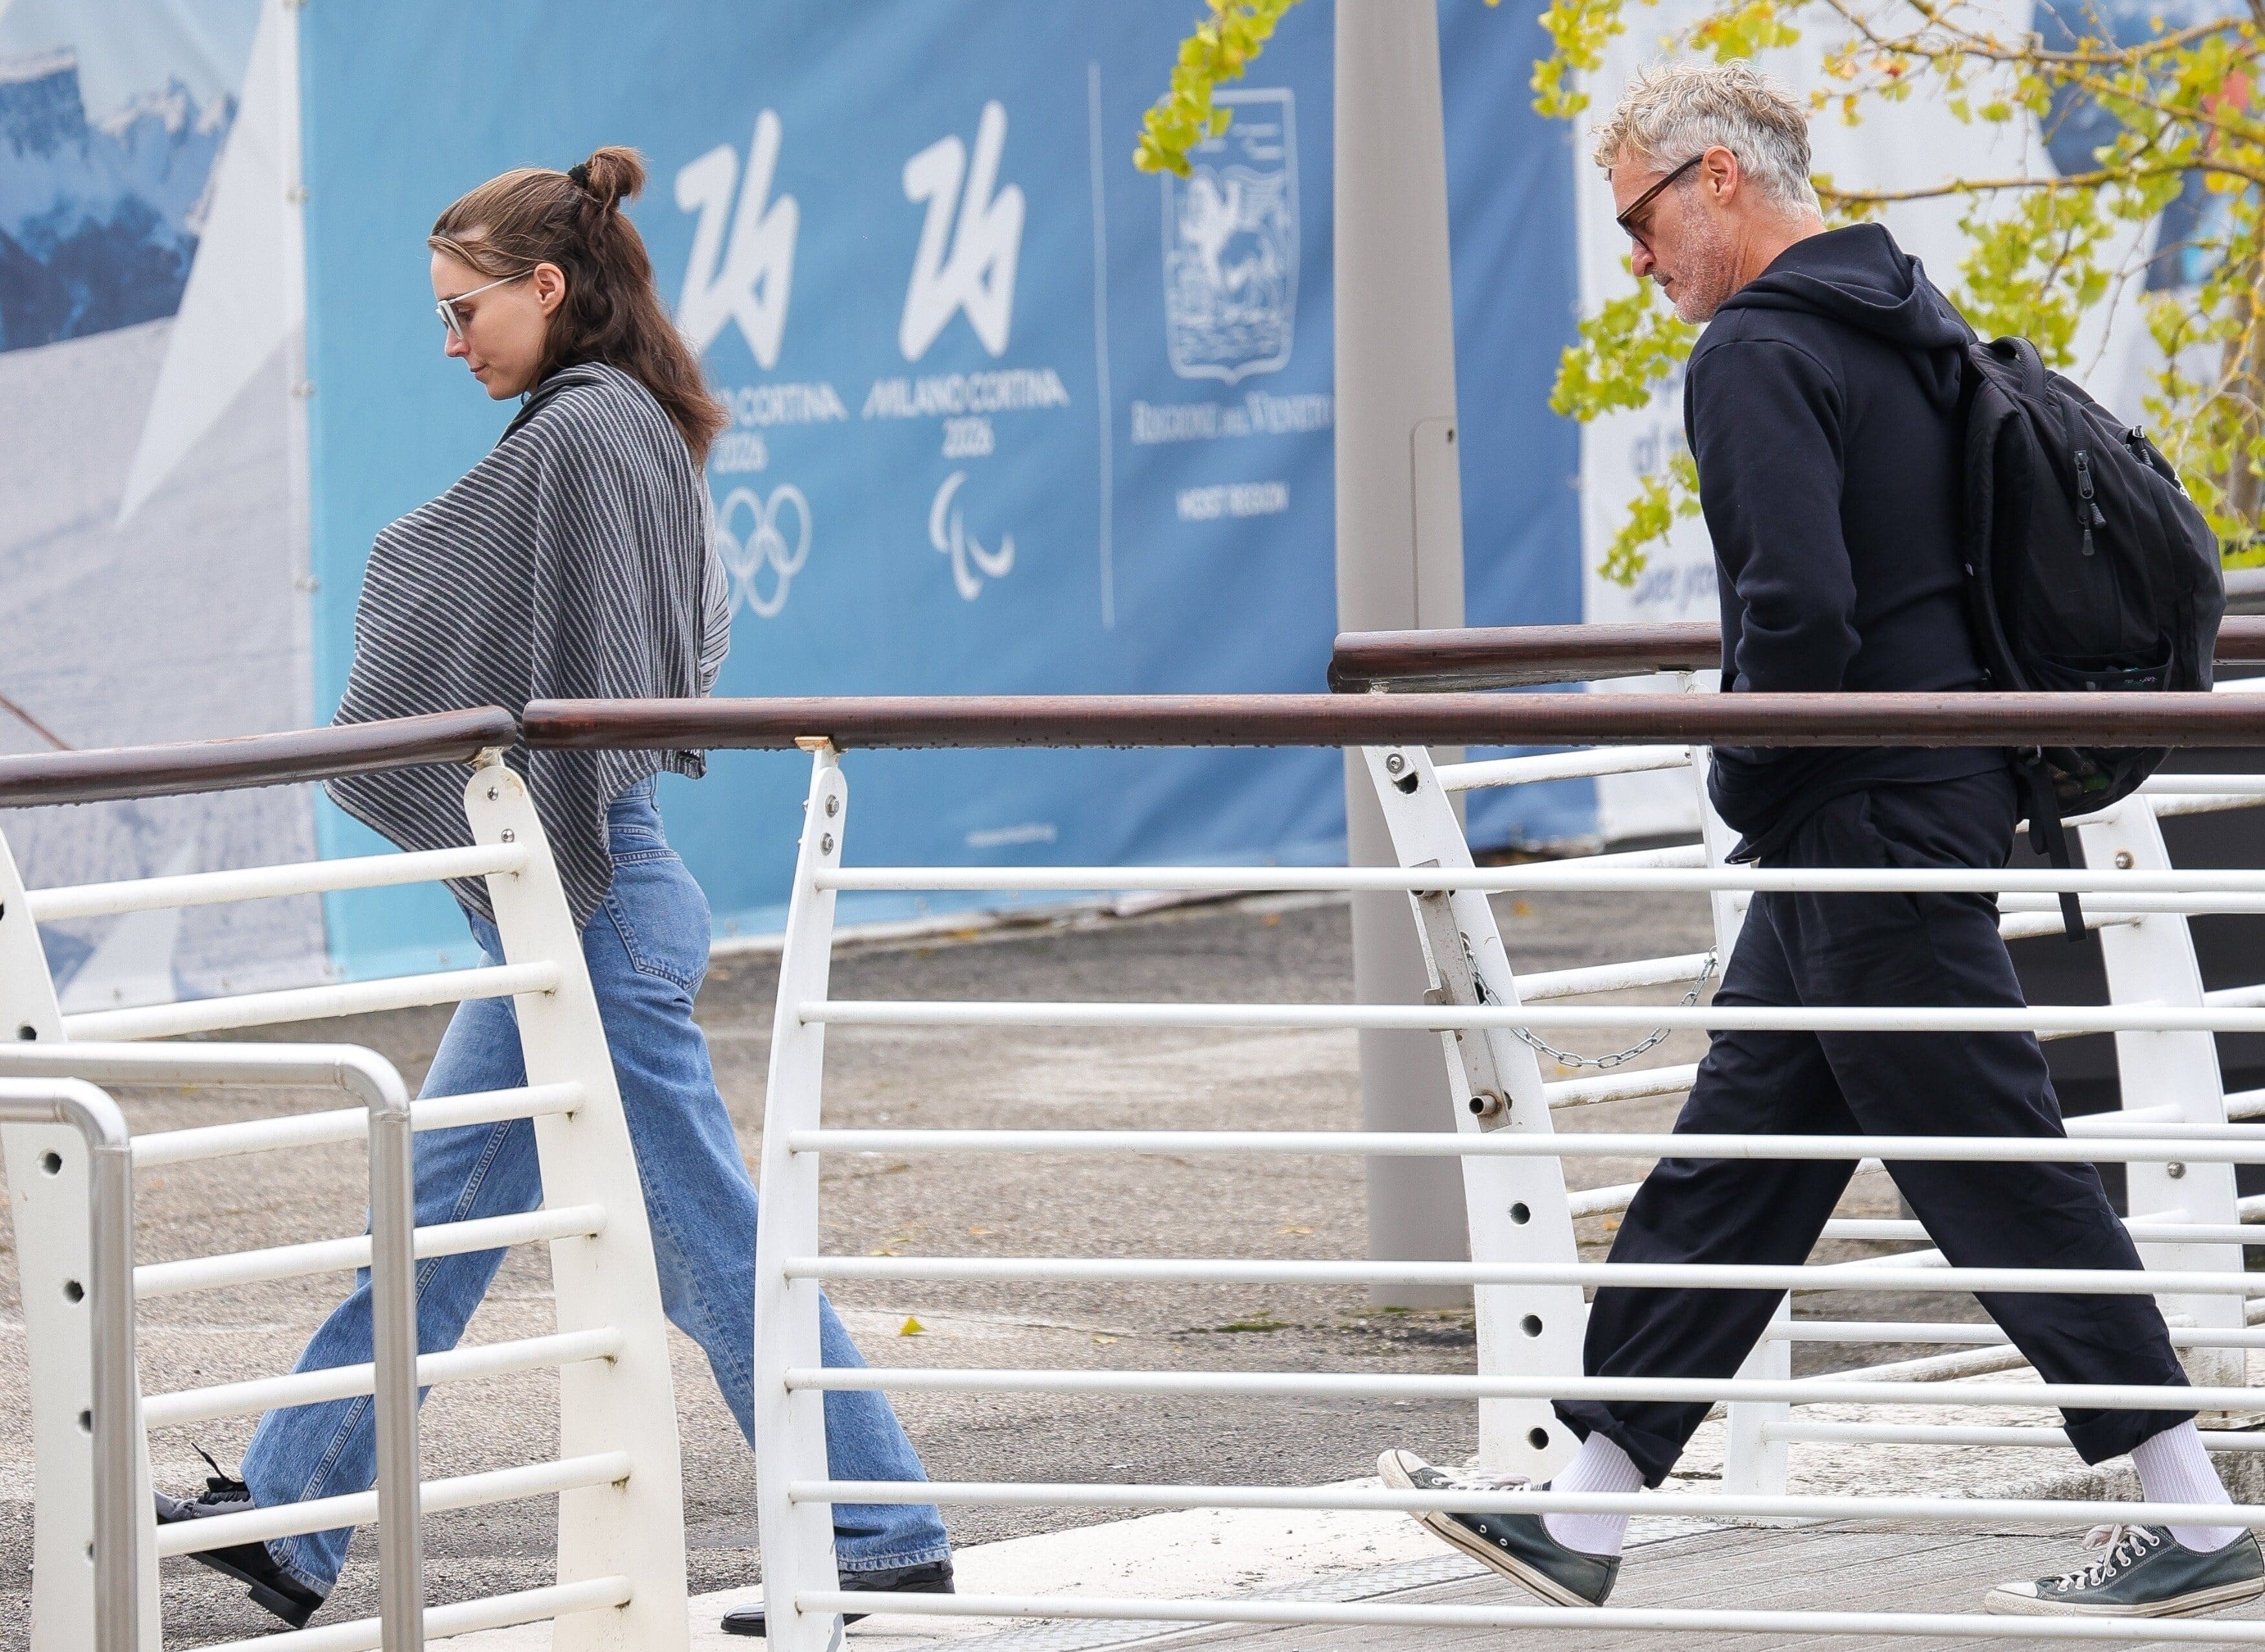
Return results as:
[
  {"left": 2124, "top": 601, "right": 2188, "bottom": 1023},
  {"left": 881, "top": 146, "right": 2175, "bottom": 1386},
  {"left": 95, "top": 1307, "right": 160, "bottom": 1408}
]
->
[
  {"left": 1550, "top": 276, "right": 1695, "bottom": 421},
  {"left": 1134, "top": 0, "right": 1303, "bottom": 175}
]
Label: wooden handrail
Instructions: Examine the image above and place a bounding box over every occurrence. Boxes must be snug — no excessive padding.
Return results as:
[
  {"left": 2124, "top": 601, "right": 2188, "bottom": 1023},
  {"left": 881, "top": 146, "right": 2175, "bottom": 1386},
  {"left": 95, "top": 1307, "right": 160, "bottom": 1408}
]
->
[
  {"left": 0, "top": 708, "right": 520, "bottom": 809},
  {"left": 1329, "top": 622, "right": 1717, "bottom": 692},
  {"left": 522, "top": 692, "right": 2265, "bottom": 753},
  {"left": 14, "top": 676, "right": 2261, "bottom": 810},
  {"left": 1327, "top": 616, "right": 2265, "bottom": 694}
]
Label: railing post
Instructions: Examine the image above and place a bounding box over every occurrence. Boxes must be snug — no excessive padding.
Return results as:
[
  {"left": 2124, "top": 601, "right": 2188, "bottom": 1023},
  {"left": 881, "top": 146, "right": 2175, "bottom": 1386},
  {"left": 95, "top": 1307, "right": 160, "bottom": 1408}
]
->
[
  {"left": 466, "top": 758, "right": 691, "bottom": 1651},
  {"left": 753, "top": 743, "right": 850, "bottom": 1652},
  {"left": 1362, "top": 745, "right": 1582, "bottom": 1479},
  {"left": 344, "top": 1052, "right": 426, "bottom": 1651},
  {"left": 2079, "top": 797, "right": 2247, "bottom": 1395},
  {"left": 1722, "top": 1310, "right": 1792, "bottom": 1495},
  {"left": 0, "top": 833, "right": 162, "bottom": 1651},
  {"left": 0, "top": 1079, "right": 142, "bottom": 1652},
  {"left": 77, "top": 1085, "right": 141, "bottom": 1652}
]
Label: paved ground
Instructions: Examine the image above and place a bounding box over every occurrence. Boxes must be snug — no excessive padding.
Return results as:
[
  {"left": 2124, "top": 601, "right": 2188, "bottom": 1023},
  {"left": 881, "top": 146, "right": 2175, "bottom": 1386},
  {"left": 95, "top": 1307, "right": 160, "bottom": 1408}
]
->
[
  {"left": 1142, "top": 1523, "right": 2265, "bottom": 1652},
  {"left": 0, "top": 888, "right": 2054, "bottom": 1647}
]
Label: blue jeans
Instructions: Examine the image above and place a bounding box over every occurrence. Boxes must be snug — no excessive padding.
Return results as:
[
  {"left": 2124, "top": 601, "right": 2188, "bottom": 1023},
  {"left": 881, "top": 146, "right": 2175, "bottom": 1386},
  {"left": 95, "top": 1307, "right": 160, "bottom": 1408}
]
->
[{"left": 241, "top": 780, "right": 949, "bottom": 1594}]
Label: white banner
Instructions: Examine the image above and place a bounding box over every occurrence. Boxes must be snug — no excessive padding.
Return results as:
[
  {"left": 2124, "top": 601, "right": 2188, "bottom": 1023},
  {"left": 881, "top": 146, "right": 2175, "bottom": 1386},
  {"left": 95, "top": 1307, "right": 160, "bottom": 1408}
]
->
[{"left": 0, "top": 0, "right": 322, "bottom": 1006}]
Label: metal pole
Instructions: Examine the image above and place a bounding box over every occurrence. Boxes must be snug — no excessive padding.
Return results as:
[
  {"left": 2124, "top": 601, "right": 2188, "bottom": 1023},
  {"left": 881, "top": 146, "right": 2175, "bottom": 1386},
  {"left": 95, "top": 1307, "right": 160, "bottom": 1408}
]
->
[
  {"left": 83, "top": 1116, "right": 138, "bottom": 1652},
  {"left": 357, "top": 1064, "right": 428, "bottom": 1651},
  {"left": 0, "top": 1080, "right": 138, "bottom": 1652},
  {"left": 1334, "top": 0, "right": 1470, "bottom": 1304}
]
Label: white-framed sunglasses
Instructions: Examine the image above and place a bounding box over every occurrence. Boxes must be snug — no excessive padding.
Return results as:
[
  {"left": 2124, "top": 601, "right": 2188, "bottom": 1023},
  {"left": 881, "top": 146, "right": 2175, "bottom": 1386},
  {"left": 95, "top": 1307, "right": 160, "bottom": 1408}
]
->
[{"left": 436, "top": 271, "right": 531, "bottom": 343}]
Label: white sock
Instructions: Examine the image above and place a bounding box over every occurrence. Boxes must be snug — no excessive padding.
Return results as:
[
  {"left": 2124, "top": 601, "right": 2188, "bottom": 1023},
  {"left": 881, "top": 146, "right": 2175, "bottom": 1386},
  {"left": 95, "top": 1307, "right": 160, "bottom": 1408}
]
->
[
  {"left": 1542, "top": 1431, "right": 1643, "bottom": 1558},
  {"left": 2131, "top": 1422, "right": 2245, "bottom": 1552}
]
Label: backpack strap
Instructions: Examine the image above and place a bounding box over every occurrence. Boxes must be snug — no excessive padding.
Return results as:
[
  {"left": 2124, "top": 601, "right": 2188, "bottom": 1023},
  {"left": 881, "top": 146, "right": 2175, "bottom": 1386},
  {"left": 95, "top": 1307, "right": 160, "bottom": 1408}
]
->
[
  {"left": 2003, "top": 335, "right": 2048, "bottom": 401},
  {"left": 2017, "top": 755, "right": 2084, "bottom": 943}
]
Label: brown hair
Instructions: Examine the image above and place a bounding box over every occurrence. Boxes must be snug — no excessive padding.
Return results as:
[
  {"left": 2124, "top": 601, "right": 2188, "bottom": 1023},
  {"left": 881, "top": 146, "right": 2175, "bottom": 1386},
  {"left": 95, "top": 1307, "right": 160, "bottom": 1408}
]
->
[{"left": 430, "top": 146, "right": 726, "bottom": 464}]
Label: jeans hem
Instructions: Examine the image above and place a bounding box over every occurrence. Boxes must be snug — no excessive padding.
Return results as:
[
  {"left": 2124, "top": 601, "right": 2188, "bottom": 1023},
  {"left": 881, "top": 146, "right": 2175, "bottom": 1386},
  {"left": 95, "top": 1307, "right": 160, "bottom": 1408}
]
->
[
  {"left": 838, "top": 1539, "right": 953, "bottom": 1573},
  {"left": 265, "top": 1535, "right": 334, "bottom": 1598}
]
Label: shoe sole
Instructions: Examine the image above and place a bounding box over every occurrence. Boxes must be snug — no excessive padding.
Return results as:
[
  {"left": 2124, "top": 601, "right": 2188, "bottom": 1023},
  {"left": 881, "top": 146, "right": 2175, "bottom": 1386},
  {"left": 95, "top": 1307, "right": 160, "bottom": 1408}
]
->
[
  {"left": 181, "top": 1548, "right": 319, "bottom": 1631},
  {"left": 725, "top": 1568, "right": 956, "bottom": 1631},
  {"left": 1376, "top": 1450, "right": 1597, "bottom": 1610},
  {"left": 722, "top": 1610, "right": 868, "bottom": 1637},
  {"left": 1985, "top": 1575, "right": 2265, "bottom": 1618}
]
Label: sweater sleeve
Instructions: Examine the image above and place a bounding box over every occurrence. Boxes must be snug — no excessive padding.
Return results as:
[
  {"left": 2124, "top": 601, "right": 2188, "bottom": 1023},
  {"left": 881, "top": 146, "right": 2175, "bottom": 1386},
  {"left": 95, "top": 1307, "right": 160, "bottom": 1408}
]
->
[{"left": 1687, "top": 336, "right": 1857, "bottom": 695}]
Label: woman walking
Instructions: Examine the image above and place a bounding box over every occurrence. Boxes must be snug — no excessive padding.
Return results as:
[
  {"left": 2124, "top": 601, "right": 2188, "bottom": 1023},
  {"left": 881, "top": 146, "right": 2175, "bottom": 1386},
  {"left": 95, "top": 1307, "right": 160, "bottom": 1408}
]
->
[{"left": 153, "top": 148, "right": 952, "bottom": 1636}]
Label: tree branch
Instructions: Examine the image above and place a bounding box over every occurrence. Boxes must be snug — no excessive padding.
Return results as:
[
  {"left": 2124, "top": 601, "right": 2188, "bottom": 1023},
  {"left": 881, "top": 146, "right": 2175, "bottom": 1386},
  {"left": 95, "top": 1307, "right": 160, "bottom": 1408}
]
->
[
  {"left": 1818, "top": 158, "right": 2265, "bottom": 203},
  {"left": 1815, "top": 0, "right": 2238, "bottom": 69},
  {"left": 2045, "top": 63, "right": 2265, "bottom": 149}
]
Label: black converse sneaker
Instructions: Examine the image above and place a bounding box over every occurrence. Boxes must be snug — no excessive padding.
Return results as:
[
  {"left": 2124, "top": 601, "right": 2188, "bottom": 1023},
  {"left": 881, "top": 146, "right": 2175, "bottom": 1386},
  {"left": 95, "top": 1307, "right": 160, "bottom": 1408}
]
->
[
  {"left": 1987, "top": 1524, "right": 2265, "bottom": 1617},
  {"left": 152, "top": 1448, "right": 326, "bottom": 1630},
  {"left": 1378, "top": 1448, "right": 1618, "bottom": 1607}
]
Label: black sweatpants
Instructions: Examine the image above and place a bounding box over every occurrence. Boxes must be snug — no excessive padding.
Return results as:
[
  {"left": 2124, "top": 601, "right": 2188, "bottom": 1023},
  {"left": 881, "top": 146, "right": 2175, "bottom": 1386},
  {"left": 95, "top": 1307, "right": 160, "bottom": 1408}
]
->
[{"left": 1553, "top": 769, "right": 2194, "bottom": 1484}]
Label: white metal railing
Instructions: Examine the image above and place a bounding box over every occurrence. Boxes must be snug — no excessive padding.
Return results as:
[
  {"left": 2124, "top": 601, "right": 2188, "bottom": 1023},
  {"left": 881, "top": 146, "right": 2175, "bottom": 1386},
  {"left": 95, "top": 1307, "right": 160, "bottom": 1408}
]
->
[
  {"left": 0, "top": 1077, "right": 137, "bottom": 1652},
  {"left": 0, "top": 751, "right": 691, "bottom": 1651},
  {"left": 744, "top": 695, "right": 2265, "bottom": 1649},
  {"left": 1387, "top": 672, "right": 2265, "bottom": 1495}
]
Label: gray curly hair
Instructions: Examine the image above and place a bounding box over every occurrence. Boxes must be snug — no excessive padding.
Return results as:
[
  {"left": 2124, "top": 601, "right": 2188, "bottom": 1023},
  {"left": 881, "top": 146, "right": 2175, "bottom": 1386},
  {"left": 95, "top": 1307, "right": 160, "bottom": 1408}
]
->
[{"left": 1592, "top": 61, "right": 1821, "bottom": 214}]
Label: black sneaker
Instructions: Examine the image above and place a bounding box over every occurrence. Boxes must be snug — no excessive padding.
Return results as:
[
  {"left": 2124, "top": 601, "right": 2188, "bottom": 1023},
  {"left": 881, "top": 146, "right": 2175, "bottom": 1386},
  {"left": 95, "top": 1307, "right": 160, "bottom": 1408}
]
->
[
  {"left": 1378, "top": 1448, "right": 1619, "bottom": 1607},
  {"left": 152, "top": 1448, "right": 326, "bottom": 1630},
  {"left": 720, "top": 1556, "right": 955, "bottom": 1636},
  {"left": 1987, "top": 1524, "right": 2265, "bottom": 1617}
]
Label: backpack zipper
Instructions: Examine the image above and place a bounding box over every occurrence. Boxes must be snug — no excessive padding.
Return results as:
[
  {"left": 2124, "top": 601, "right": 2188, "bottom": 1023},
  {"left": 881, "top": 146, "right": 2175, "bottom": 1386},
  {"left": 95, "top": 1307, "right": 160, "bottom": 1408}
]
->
[{"left": 2074, "top": 449, "right": 2097, "bottom": 556}]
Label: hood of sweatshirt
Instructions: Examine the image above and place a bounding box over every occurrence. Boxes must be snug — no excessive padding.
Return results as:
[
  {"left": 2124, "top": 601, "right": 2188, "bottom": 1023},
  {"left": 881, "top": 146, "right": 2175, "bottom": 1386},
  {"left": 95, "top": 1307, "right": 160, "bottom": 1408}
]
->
[{"left": 1713, "top": 223, "right": 1971, "bottom": 406}]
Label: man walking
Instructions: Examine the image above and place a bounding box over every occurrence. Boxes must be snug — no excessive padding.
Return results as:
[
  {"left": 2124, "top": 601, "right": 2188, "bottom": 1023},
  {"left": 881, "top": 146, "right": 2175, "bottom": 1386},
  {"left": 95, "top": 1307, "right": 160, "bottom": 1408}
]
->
[{"left": 1385, "top": 61, "right": 2261, "bottom": 1618}]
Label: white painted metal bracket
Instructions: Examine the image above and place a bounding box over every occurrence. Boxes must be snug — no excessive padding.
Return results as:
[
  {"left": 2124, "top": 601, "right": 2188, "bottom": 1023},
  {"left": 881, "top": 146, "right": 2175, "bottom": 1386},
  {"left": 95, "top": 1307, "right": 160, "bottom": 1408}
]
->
[
  {"left": 752, "top": 745, "right": 851, "bottom": 1652},
  {"left": 2080, "top": 798, "right": 2248, "bottom": 1396},
  {"left": 1362, "top": 744, "right": 1584, "bottom": 1477}
]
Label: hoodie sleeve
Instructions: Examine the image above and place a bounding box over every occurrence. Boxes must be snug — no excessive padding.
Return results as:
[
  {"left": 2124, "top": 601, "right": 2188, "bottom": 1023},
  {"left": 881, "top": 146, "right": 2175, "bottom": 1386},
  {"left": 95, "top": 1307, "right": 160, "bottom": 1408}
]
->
[{"left": 1686, "top": 336, "right": 1857, "bottom": 696}]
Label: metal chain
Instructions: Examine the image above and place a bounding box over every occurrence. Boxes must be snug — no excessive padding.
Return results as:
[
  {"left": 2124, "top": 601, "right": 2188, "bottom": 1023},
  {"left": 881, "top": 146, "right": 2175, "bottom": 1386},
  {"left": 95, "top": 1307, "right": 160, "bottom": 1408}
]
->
[{"left": 1472, "top": 948, "right": 1719, "bottom": 1072}]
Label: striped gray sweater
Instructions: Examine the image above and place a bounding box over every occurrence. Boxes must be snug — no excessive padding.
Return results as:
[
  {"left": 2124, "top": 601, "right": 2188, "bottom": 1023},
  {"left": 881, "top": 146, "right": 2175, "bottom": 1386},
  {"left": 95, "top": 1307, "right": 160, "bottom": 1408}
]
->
[{"left": 329, "top": 362, "right": 729, "bottom": 927}]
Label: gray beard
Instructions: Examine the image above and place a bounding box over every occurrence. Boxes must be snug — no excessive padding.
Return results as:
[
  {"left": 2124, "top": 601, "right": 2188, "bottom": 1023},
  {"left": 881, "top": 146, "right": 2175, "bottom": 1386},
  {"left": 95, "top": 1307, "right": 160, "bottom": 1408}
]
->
[{"left": 1668, "top": 214, "right": 1739, "bottom": 323}]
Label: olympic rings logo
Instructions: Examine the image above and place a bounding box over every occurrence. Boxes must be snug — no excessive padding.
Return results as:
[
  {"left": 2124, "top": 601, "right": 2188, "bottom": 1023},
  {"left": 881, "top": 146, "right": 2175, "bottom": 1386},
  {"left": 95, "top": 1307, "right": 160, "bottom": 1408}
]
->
[{"left": 713, "top": 484, "right": 811, "bottom": 620}]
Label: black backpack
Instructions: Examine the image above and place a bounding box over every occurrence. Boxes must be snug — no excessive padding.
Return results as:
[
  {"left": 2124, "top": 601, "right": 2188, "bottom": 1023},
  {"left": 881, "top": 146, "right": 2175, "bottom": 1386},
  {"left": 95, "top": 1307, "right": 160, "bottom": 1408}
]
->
[{"left": 1960, "top": 335, "right": 2224, "bottom": 938}]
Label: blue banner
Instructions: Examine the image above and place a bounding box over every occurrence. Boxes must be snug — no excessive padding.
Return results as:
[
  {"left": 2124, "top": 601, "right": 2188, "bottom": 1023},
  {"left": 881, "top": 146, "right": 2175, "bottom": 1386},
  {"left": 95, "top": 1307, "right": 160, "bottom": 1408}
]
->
[{"left": 298, "top": 0, "right": 1583, "bottom": 976}]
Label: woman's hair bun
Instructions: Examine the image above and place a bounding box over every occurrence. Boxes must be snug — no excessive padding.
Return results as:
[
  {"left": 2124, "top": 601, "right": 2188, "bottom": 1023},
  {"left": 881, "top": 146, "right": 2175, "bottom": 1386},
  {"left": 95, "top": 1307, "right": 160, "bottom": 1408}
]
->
[{"left": 570, "top": 146, "right": 645, "bottom": 212}]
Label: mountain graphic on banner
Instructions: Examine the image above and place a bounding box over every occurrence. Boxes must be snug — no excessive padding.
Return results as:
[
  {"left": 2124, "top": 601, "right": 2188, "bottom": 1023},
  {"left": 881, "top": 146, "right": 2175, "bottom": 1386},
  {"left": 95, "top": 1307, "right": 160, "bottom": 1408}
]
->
[{"left": 0, "top": 46, "right": 233, "bottom": 353}]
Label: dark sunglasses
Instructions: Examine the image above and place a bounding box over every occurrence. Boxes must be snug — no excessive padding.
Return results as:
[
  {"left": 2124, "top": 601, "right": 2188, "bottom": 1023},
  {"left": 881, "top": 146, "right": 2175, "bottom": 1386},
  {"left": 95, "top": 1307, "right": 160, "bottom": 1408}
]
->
[{"left": 1615, "top": 153, "right": 1703, "bottom": 256}]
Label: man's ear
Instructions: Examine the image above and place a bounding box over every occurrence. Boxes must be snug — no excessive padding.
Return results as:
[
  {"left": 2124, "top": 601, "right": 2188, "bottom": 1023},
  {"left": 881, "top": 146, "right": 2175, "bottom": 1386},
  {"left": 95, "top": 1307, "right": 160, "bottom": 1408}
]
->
[
  {"left": 1701, "top": 144, "right": 1741, "bottom": 204},
  {"left": 532, "top": 261, "right": 569, "bottom": 316}
]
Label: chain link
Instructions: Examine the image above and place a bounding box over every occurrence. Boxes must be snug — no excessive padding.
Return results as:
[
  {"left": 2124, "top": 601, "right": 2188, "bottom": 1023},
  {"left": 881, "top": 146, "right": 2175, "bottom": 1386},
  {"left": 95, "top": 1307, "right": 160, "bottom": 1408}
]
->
[{"left": 1473, "top": 950, "right": 1719, "bottom": 1072}]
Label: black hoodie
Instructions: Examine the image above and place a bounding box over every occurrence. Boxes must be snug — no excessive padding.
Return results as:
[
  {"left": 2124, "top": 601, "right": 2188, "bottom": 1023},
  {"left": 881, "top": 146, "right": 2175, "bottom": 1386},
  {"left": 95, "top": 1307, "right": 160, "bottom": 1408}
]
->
[{"left": 1688, "top": 221, "right": 2004, "bottom": 859}]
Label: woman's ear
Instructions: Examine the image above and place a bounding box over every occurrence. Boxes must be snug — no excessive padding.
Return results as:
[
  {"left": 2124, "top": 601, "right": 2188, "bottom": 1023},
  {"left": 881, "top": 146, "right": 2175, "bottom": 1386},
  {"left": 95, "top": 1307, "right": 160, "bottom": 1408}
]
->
[{"left": 531, "top": 261, "right": 569, "bottom": 316}]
